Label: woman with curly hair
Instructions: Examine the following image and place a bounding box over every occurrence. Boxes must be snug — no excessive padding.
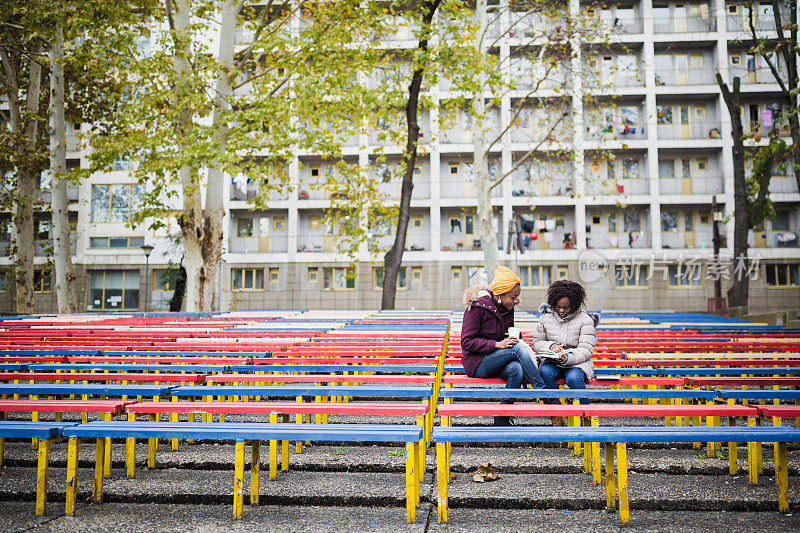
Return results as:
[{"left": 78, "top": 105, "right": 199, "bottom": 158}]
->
[
  {"left": 461, "top": 265, "right": 546, "bottom": 426},
  {"left": 533, "top": 280, "right": 598, "bottom": 422}
]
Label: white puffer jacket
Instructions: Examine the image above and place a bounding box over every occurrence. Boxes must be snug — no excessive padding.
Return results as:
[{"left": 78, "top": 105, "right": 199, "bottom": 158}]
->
[{"left": 532, "top": 309, "right": 596, "bottom": 380}]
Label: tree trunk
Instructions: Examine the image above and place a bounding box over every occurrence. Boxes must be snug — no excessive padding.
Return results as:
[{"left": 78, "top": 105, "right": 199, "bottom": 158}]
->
[
  {"left": 170, "top": 0, "right": 203, "bottom": 311},
  {"left": 49, "top": 26, "right": 78, "bottom": 313},
  {"left": 175, "top": 0, "right": 238, "bottom": 312},
  {"left": 381, "top": 0, "right": 441, "bottom": 310},
  {"left": 11, "top": 43, "right": 43, "bottom": 315},
  {"left": 472, "top": 0, "right": 499, "bottom": 277},
  {"left": 717, "top": 74, "right": 749, "bottom": 308}
]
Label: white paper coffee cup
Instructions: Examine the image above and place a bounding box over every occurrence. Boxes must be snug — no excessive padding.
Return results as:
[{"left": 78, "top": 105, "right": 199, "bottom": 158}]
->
[{"left": 508, "top": 327, "right": 521, "bottom": 339}]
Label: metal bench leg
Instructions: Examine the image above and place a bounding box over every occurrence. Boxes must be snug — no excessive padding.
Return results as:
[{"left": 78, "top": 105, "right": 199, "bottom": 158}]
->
[
  {"left": 251, "top": 441, "right": 260, "bottom": 506},
  {"left": 295, "top": 396, "right": 304, "bottom": 453},
  {"left": 170, "top": 396, "right": 180, "bottom": 451},
  {"left": 406, "top": 441, "right": 416, "bottom": 523},
  {"left": 103, "top": 412, "right": 112, "bottom": 478},
  {"left": 126, "top": 412, "right": 136, "bottom": 478},
  {"left": 233, "top": 440, "right": 245, "bottom": 519},
  {"left": 747, "top": 418, "right": 757, "bottom": 485},
  {"left": 592, "top": 418, "right": 601, "bottom": 486},
  {"left": 775, "top": 441, "right": 788, "bottom": 513},
  {"left": 94, "top": 437, "right": 104, "bottom": 503},
  {"left": 581, "top": 417, "right": 591, "bottom": 475},
  {"left": 148, "top": 413, "right": 157, "bottom": 469},
  {"left": 706, "top": 414, "right": 717, "bottom": 457},
  {"left": 0, "top": 413, "right": 4, "bottom": 465},
  {"left": 617, "top": 443, "right": 629, "bottom": 524},
  {"left": 269, "top": 413, "right": 278, "bottom": 480},
  {"left": 436, "top": 442, "right": 448, "bottom": 523},
  {"left": 280, "top": 414, "right": 290, "bottom": 471},
  {"left": 728, "top": 415, "right": 737, "bottom": 475},
  {"left": 35, "top": 438, "right": 50, "bottom": 516},
  {"left": 416, "top": 439, "right": 425, "bottom": 485},
  {"left": 604, "top": 443, "right": 616, "bottom": 511},
  {"left": 66, "top": 437, "right": 79, "bottom": 516}
]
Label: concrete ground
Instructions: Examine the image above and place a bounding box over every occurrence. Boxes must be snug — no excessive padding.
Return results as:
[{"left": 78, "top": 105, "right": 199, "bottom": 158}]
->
[{"left": 2, "top": 435, "right": 800, "bottom": 533}]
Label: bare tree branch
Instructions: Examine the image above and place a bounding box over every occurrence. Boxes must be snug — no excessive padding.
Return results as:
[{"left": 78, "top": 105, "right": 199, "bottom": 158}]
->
[
  {"left": 489, "top": 110, "right": 568, "bottom": 192},
  {"left": 746, "top": 3, "right": 789, "bottom": 94}
]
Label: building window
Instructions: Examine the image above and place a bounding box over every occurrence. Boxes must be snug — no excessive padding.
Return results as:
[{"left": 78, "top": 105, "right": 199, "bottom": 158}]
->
[
  {"left": 592, "top": 215, "right": 601, "bottom": 225},
  {"left": 273, "top": 217, "right": 285, "bottom": 231},
  {"left": 308, "top": 268, "right": 319, "bottom": 282},
  {"left": 90, "top": 184, "right": 143, "bottom": 223},
  {"left": 614, "top": 265, "right": 648, "bottom": 287},
  {"left": 87, "top": 270, "right": 139, "bottom": 310},
  {"left": 450, "top": 266, "right": 462, "bottom": 281},
  {"left": 623, "top": 212, "right": 641, "bottom": 232},
  {"left": 765, "top": 264, "right": 799, "bottom": 286},
  {"left": 449, "top": 163, "right": 459, "bottom": 175},
  {"left": 557, "top": 266, "right": 569, "bottom": 279},
  {"left": 696, "top": 158, "right": 708, "bottom": 171},
  {"left": 728, "top": 3, "right": 738, "bottom": 15},
  {"left": 323, "top": 267, "right": 355, "bottom": 290},
  {"left": 373, "top": 267, "right": 407, "bottom": 290},
  {"left": 237, "top": 218, "right": 254, "bottom": 237},
  {"left": 232, "top": 268, "right": 264, "bottom": 291},
  {"left": 269, "top": 268, "right": 280, "bottom": 283},
  {"left": 661, "top": 212, "right": 678, "bottom": 232},
  {"left": 412, "top": 266, "right": 423, "bottom": 282},
  {"left": 34, "top": 270, "right": 52, "bottom": 293},
  {"left": 668, "top": 265, "right": 702, "bottom": 286},
  {"left": 89, "top": 236, "right": 145, "bottom": 248},
  {"left": 412, "top": 215, "right": 423, "bottom": 228},
  {"left": 519, "top": 266, "right": 552, "bottom": 287},
  {"left": 773, "top": 211, "right": 790, "bottom": 231},
  {"left": 691, "top": 54, "right": 704, "bottom": 67},
  {"left": 657, "top": 105, "right": 673, "bottom": 125},
  {"left": 694, "top": 104, "right": 706, "bottom": 118},
  {"left": 309, "top": 216, "right": 321, "bottom": 230},
  {"left": 154, "top": 269, "right": 179, "bottom": 291}
]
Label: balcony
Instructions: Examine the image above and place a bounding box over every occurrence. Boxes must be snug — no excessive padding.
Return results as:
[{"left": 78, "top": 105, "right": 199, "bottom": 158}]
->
[
  {"left": 729, "top": 64, "right": 786, "bottom": 85},
  {"left": 229, "top": 236, "right": 287, "bottom": 254},
  {"left": 750, "top": 230, "right": 799, "bottom": 248},
  {"left": 512, "top": 178, "right": 574, "bottom": 198},
  {"left": 587, "top": 230, "right": 650, "bottom": 249},
  {"left": 658, "top": 121, "right": 721, "bottom": 140},
  {"left": 586, "top": 178, "right": 649, "bottom": 196},
  {"left": 653, "top": 16, "right": 716, "bottom": 34},
  {"left": 655, "top": 67, "right": 716, "bottom": 86},
  {"left": 583, "top": 69, "right": 643, "bottom": 89},
  {"left": 767, "top": 174, "right": 799, "bottom": 195},
  {"left": 726, "top": 12, "right": 786, "bottom": 34},
  {"left": 659, "top": 176, "right": 723, "bottom": 195},
  {"left": 230, "top": 182, "right": 289, "bottom": 202}
]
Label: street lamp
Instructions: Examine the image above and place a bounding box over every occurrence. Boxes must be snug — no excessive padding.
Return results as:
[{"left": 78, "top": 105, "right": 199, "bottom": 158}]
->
[{"left": 141, "top": 244, "right": 154, "bottom": 313}]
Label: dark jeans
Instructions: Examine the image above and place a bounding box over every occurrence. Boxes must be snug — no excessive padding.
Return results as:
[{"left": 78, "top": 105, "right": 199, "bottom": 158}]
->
[
  {"left": 474, "top": 343, "right": 546, "bottom": 404},
  {"left": 539, "top": 363, "right": 588, "bottom": 405}
]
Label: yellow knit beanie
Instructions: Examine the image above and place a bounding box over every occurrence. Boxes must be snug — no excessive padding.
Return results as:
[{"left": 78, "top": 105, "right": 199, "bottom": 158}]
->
[{"left": 490, "top": 266, "right": 521, "bottom": 295}]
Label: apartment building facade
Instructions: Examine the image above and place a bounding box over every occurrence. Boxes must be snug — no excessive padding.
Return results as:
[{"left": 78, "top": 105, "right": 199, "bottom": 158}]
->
[{"left": 1, "top": 0, "right": 798, "bottom": 314}]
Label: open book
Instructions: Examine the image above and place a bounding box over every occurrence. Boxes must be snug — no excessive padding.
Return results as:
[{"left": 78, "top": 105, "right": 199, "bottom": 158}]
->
[{"left": 534, "top": 346, "right": 572, "bottom": 360}]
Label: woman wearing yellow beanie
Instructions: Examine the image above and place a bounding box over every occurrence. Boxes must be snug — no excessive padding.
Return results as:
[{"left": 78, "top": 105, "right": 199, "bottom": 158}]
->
[{"left": 461, "top": 265, "right": 546, "bottom": 426}]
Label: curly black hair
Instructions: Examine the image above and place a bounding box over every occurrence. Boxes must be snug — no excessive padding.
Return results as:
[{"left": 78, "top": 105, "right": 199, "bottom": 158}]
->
[{"left": 546, "top": 279, "right": 586, "bottom": 311}]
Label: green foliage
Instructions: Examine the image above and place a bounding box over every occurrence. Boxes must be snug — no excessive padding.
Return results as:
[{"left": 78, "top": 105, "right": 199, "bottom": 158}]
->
[{"left": 746, "top": 136, "right": 789, "bottom": 229}]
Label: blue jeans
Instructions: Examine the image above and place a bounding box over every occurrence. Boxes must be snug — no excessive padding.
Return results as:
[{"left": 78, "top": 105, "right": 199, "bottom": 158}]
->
[
  {"left": 539, "top": 363, "right": 588, "bottom": 404},
  {"left": 474, "top": 343, "right": 546, "bottom": 404}
]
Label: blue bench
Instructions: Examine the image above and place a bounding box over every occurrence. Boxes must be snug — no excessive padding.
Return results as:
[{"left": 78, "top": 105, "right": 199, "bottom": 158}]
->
[
  {"left": 62, "top": 421, "right": 425, "bottom": 522},
  {"left": 432, "top": 425, "right": 800, "bottom": 525},
  {"left": 0, "top": 421, "right": 76, "bottom": 515},
  {"left": 0, "top": 383, "right": 175, "bottom": 399},
  {"left": 26, "top": 363, "right": 232, "bottom": 373}
]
